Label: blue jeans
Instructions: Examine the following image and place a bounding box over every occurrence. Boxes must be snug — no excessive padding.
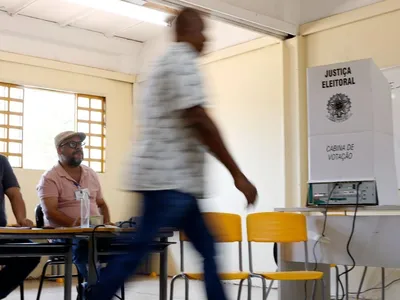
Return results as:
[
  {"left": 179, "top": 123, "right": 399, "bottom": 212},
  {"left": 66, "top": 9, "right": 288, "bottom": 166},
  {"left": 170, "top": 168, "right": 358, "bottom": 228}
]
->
[
  {"left": 54, "top": 238, "right": 112, "bottom": 281},
  {"left": 89, "top": 190, "right": 227, "bottom": 300}
]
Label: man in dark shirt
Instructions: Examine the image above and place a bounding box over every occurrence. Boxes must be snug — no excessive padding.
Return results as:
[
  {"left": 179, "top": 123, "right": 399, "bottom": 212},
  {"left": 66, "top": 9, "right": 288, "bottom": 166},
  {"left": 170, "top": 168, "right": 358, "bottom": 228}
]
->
[{"left": 0, "top": 155, "right": 40, "bottom": 299}]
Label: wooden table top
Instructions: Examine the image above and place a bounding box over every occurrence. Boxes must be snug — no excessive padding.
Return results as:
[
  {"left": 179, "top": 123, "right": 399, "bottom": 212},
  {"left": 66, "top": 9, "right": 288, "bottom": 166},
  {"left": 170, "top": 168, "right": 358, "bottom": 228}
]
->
[
  {"left": 0, "top": 226, "right": 175, "bottom": 234},
  {"left": 0, "top": 227, "right": 128, "bottom": 234}
]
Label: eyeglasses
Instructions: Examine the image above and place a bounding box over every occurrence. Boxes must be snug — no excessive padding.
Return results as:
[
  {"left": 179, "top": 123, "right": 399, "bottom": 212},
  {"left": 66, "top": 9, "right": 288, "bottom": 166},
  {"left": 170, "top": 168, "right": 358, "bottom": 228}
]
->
[{"left": 60, "top": 141, "right": 85, "bottom": 149}]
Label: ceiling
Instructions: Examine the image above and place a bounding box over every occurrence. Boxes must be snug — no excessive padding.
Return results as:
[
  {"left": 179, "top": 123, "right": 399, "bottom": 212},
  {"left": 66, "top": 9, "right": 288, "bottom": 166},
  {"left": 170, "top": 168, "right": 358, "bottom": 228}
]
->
[
  {"left": 0, "top": 0, "right": 384, "bottom": 44},
  {"left": 0, "top": 0, "right": 170, "bottom": 42},
  {"left": 299, "top": 0, "right": 383, "bottom": 24},
  {"left": 151, "top": 0, "right": 384, "bottom": 37}
]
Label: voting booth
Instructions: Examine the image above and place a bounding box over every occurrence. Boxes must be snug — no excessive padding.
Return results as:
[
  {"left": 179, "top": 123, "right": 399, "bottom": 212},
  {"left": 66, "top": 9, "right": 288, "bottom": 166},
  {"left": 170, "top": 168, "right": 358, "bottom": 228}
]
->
[{"left": 307, "top": 58, "right": 399, "bottom": 206}]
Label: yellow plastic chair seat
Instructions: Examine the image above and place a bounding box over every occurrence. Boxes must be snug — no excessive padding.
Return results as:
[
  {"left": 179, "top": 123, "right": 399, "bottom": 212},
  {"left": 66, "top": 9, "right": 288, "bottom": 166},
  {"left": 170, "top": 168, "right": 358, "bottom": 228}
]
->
[
  {"left": 185, "top": 272, "right": 249, "bottom": 280},
  {"left": 255, "top": 271, "right": 323, "bottom": 281}
]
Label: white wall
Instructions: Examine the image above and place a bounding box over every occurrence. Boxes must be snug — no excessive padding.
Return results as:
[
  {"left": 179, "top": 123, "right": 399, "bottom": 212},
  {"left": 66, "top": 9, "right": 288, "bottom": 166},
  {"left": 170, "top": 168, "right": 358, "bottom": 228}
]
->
[{"left": 0, "top": 12, "right": 142, "bottom": 74}]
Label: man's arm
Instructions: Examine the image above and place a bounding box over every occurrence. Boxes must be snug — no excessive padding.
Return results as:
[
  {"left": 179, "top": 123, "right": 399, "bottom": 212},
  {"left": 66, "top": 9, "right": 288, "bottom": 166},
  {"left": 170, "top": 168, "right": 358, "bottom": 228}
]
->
[
  {"left": 183, "top": 106, "right": 241, "bottom": 177},
  {"left": 38, "top": 176, "right": 79, "bottom": 227},
  {"left": 5, "top": 187, "right": 31, "bottom": 226},
  {"left": 1, "top": 156, "right": 34, "bottom": 226},
  {"left": 96, "top": 198, "right": 111, "bottom": 224},
  {"left": 41, "top": 197, "right": 79, "bottom": 227}
]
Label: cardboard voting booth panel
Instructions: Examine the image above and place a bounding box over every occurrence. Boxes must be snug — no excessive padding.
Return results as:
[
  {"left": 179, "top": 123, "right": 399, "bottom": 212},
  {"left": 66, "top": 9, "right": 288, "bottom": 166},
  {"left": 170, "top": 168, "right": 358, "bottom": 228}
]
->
[{"left": 307, "top": 58, "right": 398, "bottom": 205}]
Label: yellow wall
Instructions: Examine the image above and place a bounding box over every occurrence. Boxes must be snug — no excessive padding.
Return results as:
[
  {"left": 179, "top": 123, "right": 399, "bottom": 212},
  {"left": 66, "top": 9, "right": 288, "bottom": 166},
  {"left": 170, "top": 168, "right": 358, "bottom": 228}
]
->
[
  {"left": 280, "top": 36, "right": 308, "bottom": 209},
  {"left": 0, "top": 55, "right": 136, "bottom": 225},
  {"left": 305, "top": 8, "right": 400, "bottom": 69}
]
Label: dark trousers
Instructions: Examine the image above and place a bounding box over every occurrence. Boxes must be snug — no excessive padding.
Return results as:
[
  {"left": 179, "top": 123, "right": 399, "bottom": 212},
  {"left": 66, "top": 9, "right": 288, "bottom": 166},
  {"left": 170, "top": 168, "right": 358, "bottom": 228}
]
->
[
  {"left": 89, "top": 190, "right": 228, "bottom": 300},
  {"left": 0, "top": 240, "right": 40, "bottom": 299}
]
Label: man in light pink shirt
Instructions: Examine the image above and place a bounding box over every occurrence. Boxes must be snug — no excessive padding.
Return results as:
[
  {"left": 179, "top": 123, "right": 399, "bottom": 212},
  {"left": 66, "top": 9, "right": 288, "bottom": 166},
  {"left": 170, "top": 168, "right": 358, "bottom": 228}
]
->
[{"left": 37, "top": 131, "right": 112, "bottom": 283}]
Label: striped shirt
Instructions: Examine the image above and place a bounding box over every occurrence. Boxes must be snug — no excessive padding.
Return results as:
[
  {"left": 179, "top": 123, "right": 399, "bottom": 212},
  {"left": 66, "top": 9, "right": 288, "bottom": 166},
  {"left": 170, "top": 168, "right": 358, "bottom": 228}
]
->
[{"left": 125, "top": 42, "right": 206, "bottom": 198}]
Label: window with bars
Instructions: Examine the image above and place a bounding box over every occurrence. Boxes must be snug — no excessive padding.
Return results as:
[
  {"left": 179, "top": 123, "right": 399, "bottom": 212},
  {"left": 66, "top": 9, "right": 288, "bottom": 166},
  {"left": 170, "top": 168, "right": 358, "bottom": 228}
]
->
[
  {"left": 0, "top": 84, "right": 24, "bottom": 168},
  {"left": 0, "top": 82, "right": 106, "bottom": 173},
  {"left": 76, "top": 95, "right": 106, "bottom": 173}
]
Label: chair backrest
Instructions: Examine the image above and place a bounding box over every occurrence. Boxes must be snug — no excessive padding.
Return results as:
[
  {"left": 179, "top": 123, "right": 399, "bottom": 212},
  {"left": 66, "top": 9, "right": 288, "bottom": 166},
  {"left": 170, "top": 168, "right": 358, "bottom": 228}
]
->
[
  {"left": 179, "top": 212, "right": 243, "bottom": 273},
  {"left": 247, "top": 212, "right": 307, "bottom": 243},
  {"left": 35, "top": 204, "right": 44, "bottom": 228},
  {"left": 180, "top": 212, "right": 242, "bottom": 243}
]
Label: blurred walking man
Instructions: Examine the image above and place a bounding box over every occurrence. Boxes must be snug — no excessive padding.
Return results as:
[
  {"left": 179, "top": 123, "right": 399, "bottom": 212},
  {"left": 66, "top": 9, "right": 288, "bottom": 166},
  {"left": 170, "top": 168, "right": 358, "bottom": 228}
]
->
[{"left": 87, "top": 8, "right": 257, "bottom": 300}]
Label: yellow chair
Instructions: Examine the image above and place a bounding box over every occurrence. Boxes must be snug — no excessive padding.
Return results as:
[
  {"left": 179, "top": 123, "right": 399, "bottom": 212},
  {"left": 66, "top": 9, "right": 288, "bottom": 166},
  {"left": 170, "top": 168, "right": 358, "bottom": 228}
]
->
[
  {"left": 246, "top": 212, "right": 325, "bottom": 300},
  {"left": 169, "top": 212, "right": 251, "bottom": 300}
]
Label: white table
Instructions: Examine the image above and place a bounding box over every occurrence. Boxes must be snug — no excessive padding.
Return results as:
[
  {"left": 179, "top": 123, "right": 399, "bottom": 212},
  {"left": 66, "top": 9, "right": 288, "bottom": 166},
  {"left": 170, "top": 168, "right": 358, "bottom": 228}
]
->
[{"left": 274, "top": 206, "right": 400, "bottom": 300}]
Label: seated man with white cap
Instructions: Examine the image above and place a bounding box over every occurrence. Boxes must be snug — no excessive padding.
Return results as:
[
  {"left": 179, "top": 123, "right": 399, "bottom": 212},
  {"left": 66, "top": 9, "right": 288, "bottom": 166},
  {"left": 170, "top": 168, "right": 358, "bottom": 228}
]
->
[{"left": 37, "top": 131, "right": 112, "bottom": 281}]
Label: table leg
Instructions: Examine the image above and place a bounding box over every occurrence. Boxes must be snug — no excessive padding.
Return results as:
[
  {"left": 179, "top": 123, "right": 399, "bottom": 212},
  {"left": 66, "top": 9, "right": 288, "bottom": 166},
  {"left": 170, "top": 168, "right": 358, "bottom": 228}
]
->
[
  {"left": 64, "top": 241, "right": 73, "bottom": 300},
  {"left": 88, "top": 236, "right": 98, "bottom": 286},
  {"left": 159, "top": 237, "right": 168, "bottom": 300}
]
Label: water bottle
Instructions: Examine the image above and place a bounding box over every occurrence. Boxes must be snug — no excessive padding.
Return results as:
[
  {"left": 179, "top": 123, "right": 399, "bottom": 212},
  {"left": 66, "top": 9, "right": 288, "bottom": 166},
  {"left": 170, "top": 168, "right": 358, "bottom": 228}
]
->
[{"left": 80, "top": 190, "right": 90, "bottom": 228}]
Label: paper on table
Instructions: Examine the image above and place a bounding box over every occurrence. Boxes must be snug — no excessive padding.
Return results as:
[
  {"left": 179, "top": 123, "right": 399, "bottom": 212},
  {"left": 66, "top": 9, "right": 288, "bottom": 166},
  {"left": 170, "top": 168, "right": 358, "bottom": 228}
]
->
[{"left": 1, "top": 227, "right": 32, "bottom": 229}]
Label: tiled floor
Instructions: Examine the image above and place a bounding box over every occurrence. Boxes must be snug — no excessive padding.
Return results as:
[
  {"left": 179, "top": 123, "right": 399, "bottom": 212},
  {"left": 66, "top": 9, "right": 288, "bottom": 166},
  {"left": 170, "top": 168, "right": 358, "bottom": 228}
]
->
[{"left": 7, "top": 277, "right": 278, "bottom": 299}]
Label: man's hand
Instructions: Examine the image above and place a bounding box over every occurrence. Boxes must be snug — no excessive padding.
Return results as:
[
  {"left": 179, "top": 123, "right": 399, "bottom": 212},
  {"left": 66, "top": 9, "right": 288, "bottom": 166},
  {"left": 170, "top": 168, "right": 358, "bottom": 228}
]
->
[
  {"left": 72, "top": 217, "right": 81, "bottom": 227},
  {"left": 17, "top": 218, "right": 34, "bottom": 227},
  {"left": 234, "top": 174, "right": 258, "bottom": 207}
]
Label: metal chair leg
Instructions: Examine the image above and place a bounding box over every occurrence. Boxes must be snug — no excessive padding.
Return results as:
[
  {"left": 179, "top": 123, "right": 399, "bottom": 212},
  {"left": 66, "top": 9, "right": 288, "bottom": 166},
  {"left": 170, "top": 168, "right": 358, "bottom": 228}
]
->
[
  {"left": 334, "top": 266, "right": 339, "bottom": 300},
  {"left": 36, "top": 260, "right": 52, "bottom": 300},
  {"left": 247, "top": 277, "right": 252, "bottom": 300},
  {"left": 237, "top": 279, "right": 244, "bottom": 300},
  {"left": 321, "top": 279, "right": 326, "bottom": 300},
  {"left": 381, "top": 268, "right": 385, "bottom": 300},
  {"left": 265, "top": 279, "right": 273, "bottom": 299},
  {"left": 344, "top": 266, "right": 349, "bottom": 300},
  {"left": 184, "top": 276, "right": 189, "bottom": 300},
  {"left": 121, "top": 282, "right": 125, "bottom": 300},
  {"left": 356, "top": 266, "right": 368, "bottom": 299},
  {"left": 169, "top": 275, "right": 178, "bottom": 300},
  {"left": 312, "top": 280, "right": 316, "bottom": 299},
  {"left": 76, "top": 272, "right": 83, "bottom": 300},
  {"left": 20, "top": 282, "right": 24, "bottom": 300},
  {"left": 170, "top": 274, "right": 187, "bottom": 300}
]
